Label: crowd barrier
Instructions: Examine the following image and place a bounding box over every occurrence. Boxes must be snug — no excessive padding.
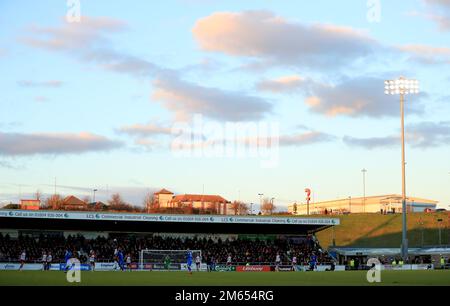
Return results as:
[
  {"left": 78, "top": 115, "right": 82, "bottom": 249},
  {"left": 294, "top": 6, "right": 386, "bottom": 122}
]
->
[
  {"left": 0, "top": 262, "right": 92, "bottom": 271},
  {"left": 0, "top": 262, "right": 435, "bottom": 271}
]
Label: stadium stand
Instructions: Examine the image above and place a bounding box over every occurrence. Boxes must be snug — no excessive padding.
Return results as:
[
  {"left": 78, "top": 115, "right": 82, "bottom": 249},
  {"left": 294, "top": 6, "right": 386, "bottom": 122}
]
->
[{"left": 0, "top": 232, "right": 333, "bottom": 265}]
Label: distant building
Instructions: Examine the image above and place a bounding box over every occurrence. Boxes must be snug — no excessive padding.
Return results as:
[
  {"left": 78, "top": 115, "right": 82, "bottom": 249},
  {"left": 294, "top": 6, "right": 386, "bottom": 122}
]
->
[
  {"left": 153, "top": 189, "right": 174, "bottom": 210},
  {"left": 171, "top": 194, "right": 230, "bottom": 214},
  {"left": 288, "top": 194, "right": 438, "bottom": 215},
  {"left": 20, "top": 199, "right": 40, "bottom": 211},
  {"left": 88, "top": 201, "right": 108, "bottom": 211},
  {"left": 152, "top": 188, "right": 231, "bottom": 214},
  {"left": 61, "top": 195, "right": 88, "bottom": 211}
]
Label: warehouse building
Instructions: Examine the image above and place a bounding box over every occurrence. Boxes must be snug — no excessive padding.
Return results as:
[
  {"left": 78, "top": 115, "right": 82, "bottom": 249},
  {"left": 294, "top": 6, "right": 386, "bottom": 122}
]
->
[{"left": 288, "top": 194, "right": 438, "bottom": 215}]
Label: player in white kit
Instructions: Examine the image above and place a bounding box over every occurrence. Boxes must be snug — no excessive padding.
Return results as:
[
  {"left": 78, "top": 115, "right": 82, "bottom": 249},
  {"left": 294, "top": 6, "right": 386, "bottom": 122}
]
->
[
  {"left": 195, "top": 255, "right": 201, "bottom": 271},
  {"left": 126, "top": 254, "right": 132, "bottom": 271},
  {"left": 291, "top": 255, "right": 297, "bottom": 271},
  {"left": 113, "top": 247, "right": 119, "bottom": 270},
  {"left": 89, "top": 250, "right": 96, "bottom": 272},
  {"left": 46, "top": 252, "right": 52, "bottom": 271},
  {"left": 275, "top": 253, "right": 281, "bottom": 271},
  {"left": 226, "top": 254, "right": 232, "bottom": 266},
  {"left": 19, "top": 250, "right": 26, "bottom": 271},
  {"left": 42, "top": 252, "right": 47, "bottom": 271}
]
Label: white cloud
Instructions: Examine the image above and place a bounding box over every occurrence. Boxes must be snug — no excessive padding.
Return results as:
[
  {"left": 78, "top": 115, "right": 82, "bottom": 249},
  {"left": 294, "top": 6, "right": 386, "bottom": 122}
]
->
[
  {"left": 280, "top": 130, "right": 335, "bottom": 146},
  {"left": 343, "top": 121, "right": 450, "bottom": 149},
  {"left": 117, "top": 122, "right": 172, "bottom": 137},
  {"left": 0, "top": 131, "right": 123, "bottom": 156},
  {"left": 17, "top": 80, "right": 64, "bottom": 88},
  {"left": 151, "top": 74, "right": 272, "bottom": 121},
  {"left": 397, "top": 44, "right": 450, "bottom": 64},
  {"left": 22, "top": 16, "right": 159, "bottom": 78},
  {"left": 192, "top": 10, "right": 379, "bottom": 69},
  {"left": 304, "top": 76, "right": 426, "bottom": 118},
  {"left": 413, "top": 0, "right": 450, "bottom": 31},
  {"left": 256, "top": 75, "right": 306, "bottom": 93},
  {"left": 343, "top": 135, "right": 399, "bottom": 149}
]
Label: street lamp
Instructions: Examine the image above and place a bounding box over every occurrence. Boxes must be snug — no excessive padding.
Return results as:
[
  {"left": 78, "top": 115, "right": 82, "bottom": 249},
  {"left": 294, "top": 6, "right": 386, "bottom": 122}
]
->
[
  {"left": 362, "top": 169, "right": 367, "bottom": 213},
  {"left": 258, "top": 193, "right": 263, "bottom": 214},
  {"left": 385, "top": 76, "right": 420, "bottom": 262},
  {"left": 93, "top": 189, "right": 98, "bottom": 203}
]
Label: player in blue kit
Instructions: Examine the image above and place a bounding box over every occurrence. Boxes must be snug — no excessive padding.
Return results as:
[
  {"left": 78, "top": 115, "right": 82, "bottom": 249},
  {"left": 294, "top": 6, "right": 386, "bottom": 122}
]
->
[
  {"left": 64, "top": 249, "right": 73, "bottom": 273},
  {"left": 117, "top": 249, "right": 125, "bottom": 271},
  {"left": 186, "top": 249, "right": 193, "bottom": 274},
  {"left": 309, "top": 253, "right": 317, "bottom": 271}
]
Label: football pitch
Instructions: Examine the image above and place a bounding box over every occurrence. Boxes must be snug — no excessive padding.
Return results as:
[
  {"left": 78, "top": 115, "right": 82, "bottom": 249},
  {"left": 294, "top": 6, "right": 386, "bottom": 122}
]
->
[{"left": 1, "top": 270, "right": 450, "bottom": 286}]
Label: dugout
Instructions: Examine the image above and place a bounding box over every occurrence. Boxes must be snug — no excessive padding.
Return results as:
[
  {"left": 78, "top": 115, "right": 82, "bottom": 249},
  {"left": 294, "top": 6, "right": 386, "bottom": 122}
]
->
[{"left": 0, "top": 209, "right": 339, "bottom": 236}]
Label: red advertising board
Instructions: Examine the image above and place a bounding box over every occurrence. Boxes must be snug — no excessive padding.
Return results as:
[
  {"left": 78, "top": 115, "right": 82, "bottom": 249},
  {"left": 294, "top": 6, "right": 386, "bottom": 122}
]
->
[{"left": 236, "top": 265, "right": 271, "bottom": 272}]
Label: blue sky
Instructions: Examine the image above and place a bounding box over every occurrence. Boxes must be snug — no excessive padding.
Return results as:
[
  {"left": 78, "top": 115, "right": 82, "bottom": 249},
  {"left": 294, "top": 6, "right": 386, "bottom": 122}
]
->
[{"left": 1, "top": 0, "right": 449, "bottom": 209}]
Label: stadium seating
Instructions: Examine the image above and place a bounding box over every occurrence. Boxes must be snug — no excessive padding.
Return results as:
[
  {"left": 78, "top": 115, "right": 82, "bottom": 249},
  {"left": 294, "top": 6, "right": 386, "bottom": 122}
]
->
[{"left": 0, "top": 233, "right": 333, "bottom": 265}]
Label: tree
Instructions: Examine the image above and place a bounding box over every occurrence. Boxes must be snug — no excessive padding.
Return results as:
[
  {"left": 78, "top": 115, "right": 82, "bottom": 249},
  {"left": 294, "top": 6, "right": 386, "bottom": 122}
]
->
[
  {"left": 45, "top": 194, "right": 63, "bottom": 210},
  {"left": 143, "top": 192, "right": 155, "bottom": 213},
  {"left": 108, "top": 193, "right": 125, "bottom": 206},
  {"left": 238, "top": 203, "right": 249, "bottom": 215},
  {"left": 230, "top": 201, "right": 240, "bottom": 215},
  {"left": 35, "top": 190, "right": 42, "bottom": 201},
  {"left": 3, "top": 203, "right": 19, "bottom": 209},
  {"left": 107, "top": 193, "right": 133, "bottom": 212},
  {"left": 293, "top": 203, "right": 298, "bottom": 215},
  {"left": 261, "top": 198, "right": 276, "bottom": 215},
  {"left": 230, "top": 201, "right": 249, "bottom": 215}
]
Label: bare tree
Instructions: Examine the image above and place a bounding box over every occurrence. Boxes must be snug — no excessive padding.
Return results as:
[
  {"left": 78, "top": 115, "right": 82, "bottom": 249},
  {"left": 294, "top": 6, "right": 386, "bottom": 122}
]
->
[
  {"left": 108, "top": 193, "right": 133, "bottom": 211},
  {"left": 108, "top": 193, "right": 125, "bottom": 206},
  {"left": 231, "top": 201, "right": 249, "bottom": 215},
  {"left": 261, "top": 198, "right": 276, "bottom": 215},
  {"left": 143, "top": 192, "right": 155, "bottom": 213},
  {"left": 238, "top": 203, "right": 249, "bottom": 215},
  {"left": 35, "top": 190, "right": 42, "bottom": 201},
  {"left": 45, "top": 194, "right": 63, "bottom": 210},
  {"left": 230, "top": 201, "right": 239, "bottom": 215}
]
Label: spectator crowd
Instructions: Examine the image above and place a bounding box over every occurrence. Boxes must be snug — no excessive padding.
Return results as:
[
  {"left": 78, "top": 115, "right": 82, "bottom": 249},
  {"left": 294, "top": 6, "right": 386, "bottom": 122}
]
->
[{"left": 0, "top": 232, "right": 333, "bottom": 265}]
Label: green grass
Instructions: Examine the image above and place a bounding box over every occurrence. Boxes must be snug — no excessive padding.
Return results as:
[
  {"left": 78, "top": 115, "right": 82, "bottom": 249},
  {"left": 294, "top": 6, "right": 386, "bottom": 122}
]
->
[
  {"left": 314, "top": 212, "right": 450, "bottom": 248},
  {"left": 1, "top": 270, "right": 450, "bottom": 286}
]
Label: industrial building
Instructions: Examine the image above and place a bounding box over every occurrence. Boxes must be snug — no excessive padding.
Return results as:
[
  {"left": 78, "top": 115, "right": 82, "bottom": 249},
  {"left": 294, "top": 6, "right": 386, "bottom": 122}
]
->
[{"left": 288, "top": 194, "right": 438, "bottom": 215}]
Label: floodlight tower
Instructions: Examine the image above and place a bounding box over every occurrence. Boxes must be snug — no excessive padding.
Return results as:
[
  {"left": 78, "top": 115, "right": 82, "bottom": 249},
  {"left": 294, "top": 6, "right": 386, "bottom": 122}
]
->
[{"left": 384, "top": 77, "right": 419, "bottom": 262}]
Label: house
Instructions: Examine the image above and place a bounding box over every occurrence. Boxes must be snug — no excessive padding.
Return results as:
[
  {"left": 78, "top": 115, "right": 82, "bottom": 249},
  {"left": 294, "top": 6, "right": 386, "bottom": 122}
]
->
[
  {"left": 153, "top": 189, "right": 174, "bottom": 210},
  {"left": 151, "top": 188, "right": 231, "bottom": 214},
  {"left": 170, "top": 194, "right": 230, "bottom": 214},
  {"left": 88, "top": 201, "right": 108, "bottom": 211},
  {"left": 60, "top": 195, "right": 88, "bottom": 211},
  {"left": 20, "top": 199, "right": 40, "bottom": 210}
]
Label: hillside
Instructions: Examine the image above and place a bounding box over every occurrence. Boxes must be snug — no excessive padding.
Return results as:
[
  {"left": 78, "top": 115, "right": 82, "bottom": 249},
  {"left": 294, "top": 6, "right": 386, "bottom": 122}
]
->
[{"left": 312, "top": 212, "right": 449, "bottom": 248}]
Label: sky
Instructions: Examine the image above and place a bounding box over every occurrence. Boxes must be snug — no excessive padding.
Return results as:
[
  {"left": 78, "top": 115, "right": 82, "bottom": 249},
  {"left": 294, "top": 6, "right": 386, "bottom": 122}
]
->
[{"left": 0, "top": 0, "right": 449, "bottom": 210}]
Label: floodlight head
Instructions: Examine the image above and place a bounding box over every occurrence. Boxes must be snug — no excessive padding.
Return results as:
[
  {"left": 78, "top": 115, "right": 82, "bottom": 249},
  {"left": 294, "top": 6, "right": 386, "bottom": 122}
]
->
[{"left": 384, "top": 77, "right": 419, "bottom": 95}]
